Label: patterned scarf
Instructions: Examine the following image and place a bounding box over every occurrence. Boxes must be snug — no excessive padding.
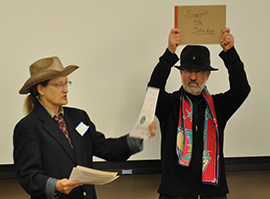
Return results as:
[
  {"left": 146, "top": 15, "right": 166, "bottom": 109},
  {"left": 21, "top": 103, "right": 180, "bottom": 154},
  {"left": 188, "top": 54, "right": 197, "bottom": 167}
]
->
[{"left": 176, "top": 86, "right": 220, "bottom": 186}]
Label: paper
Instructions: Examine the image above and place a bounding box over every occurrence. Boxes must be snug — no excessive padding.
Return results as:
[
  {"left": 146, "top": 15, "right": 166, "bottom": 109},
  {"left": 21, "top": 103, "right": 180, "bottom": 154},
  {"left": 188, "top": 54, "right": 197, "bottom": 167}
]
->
[
  {"left": 175, "top": 5, "right": 226, "bottom": 44},
  {"left": 69, "top": 165, "right": 119, "bottom": 185},
  {"left": 130, "top": 87, "right": 159, "bottom": 139}
]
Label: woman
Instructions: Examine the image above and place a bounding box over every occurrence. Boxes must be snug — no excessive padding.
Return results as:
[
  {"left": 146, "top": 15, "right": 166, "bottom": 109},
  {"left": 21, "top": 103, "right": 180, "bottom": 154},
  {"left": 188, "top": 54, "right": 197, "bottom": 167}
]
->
[{"left": 13, "top": 56, "right": 156, "bottom": 199}]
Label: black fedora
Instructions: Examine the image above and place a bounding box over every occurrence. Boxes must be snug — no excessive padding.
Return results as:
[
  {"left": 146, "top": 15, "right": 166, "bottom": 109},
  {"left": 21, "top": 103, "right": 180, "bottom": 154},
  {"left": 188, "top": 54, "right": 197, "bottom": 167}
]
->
[{"left": 175, "top": 45, "right": 218, "bottom": 71}]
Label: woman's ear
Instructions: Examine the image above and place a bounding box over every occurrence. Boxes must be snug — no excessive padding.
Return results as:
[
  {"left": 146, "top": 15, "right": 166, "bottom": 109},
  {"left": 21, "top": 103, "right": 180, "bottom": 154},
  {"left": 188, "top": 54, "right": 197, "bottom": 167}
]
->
[{"left": 36, "top": 84, "right": 44, "bottom": 96}]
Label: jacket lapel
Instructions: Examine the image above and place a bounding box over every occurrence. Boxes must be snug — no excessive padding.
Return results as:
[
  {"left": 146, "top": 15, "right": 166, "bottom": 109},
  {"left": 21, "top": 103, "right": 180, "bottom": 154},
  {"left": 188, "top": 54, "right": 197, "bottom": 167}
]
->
[
  {"left": 35, "top": 103, "right": 77, "bottom": 164},
  {"left": 63, "top": 109, "right": 82, "bottom": 164}
]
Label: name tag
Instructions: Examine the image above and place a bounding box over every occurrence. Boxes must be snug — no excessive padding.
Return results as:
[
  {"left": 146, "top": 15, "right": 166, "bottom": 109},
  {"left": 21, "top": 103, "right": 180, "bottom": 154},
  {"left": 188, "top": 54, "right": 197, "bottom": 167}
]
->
[{"left": 75, "top": 122, "right": 89, "bottom": 136}]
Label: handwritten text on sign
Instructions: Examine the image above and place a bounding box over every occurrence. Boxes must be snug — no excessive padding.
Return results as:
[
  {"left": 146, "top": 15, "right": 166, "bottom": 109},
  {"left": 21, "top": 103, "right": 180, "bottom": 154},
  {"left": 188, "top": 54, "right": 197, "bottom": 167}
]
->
[{"left": 175, "top": 5, "right": 226, "bottom": 44}]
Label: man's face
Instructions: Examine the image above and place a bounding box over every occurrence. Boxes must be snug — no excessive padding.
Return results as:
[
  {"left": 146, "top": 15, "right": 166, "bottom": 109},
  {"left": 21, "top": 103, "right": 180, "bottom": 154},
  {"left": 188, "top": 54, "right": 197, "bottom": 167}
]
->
[{"left": 180, "top": 69, "right": 211, "bottom": 95}]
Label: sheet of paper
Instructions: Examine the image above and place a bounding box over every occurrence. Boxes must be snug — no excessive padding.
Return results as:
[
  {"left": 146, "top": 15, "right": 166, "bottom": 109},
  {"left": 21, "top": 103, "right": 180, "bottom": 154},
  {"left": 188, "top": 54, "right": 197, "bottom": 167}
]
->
[
  {"left": 69, "top": 165, "right": 119, "bottom": 185},
  {"left": 130, "top": 87, "right": 159, "bottom": 139},
  {"left": 175, "top": 5, "right": 226, "bottom": 44}
]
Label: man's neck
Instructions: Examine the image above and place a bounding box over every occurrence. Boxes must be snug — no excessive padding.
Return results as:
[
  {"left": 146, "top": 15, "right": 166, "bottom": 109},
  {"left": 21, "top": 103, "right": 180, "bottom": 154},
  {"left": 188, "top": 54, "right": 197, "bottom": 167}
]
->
[{"left": 185, "top": 91, "right": 203, "bottom": 103}]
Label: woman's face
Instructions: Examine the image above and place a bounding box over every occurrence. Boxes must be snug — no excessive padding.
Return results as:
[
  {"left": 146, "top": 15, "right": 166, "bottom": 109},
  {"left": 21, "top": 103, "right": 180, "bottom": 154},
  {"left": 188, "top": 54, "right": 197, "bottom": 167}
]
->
[{"left": 38, "top": 76, "right": 69, "bottom": 114}]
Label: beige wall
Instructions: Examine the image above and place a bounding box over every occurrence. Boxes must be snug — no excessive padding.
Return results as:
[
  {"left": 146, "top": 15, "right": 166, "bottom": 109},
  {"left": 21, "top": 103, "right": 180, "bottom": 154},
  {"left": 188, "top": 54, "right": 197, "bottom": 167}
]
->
[{"left": 0, "top": 0, "right": 269, "bottom": 164}]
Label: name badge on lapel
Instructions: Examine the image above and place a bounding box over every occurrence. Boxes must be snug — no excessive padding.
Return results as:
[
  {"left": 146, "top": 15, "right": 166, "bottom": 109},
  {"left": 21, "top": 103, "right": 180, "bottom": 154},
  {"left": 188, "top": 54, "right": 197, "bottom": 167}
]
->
[{"left": 75, "top": 122, "right": 89, "bottom": 136}]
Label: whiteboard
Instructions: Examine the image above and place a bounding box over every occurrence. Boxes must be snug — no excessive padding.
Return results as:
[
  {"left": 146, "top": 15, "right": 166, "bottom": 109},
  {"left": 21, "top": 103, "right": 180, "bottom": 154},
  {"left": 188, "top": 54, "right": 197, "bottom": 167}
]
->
[{"left": 0, "top": 0, "right": 269, "bottom": 164}]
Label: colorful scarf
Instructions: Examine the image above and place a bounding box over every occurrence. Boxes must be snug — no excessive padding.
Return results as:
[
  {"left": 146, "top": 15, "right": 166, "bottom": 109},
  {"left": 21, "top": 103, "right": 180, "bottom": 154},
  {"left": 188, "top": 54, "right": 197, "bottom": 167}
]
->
[{"left": 176, "top": 86, "right": 220, "bottom": 186}]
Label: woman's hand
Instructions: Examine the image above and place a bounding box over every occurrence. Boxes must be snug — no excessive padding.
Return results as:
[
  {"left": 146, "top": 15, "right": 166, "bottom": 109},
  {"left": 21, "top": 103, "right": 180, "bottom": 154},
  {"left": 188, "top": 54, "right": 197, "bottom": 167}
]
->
[
  {"left": 148, "top": 120, "right": 157, "bottom": 138},
  {"left": 55, "top": 178, "right": 83, "bottom": 195}
]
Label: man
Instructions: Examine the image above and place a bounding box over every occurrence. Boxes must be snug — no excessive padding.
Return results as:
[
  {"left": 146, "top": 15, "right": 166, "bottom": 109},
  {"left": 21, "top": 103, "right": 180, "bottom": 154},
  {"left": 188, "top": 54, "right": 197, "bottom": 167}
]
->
[
  {"left": 13, "top": 56, "right": 156, "bottom": 199},
  {"left": 148, "top": 28, "right": 250, "bottom": 199}
]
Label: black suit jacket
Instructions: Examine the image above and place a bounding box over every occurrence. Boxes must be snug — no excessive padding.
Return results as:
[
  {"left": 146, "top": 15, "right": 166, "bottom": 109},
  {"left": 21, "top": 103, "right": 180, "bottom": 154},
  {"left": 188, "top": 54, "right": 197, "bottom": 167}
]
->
[{"left": 13, "top": 102, "right": 133, "bottom": 199}]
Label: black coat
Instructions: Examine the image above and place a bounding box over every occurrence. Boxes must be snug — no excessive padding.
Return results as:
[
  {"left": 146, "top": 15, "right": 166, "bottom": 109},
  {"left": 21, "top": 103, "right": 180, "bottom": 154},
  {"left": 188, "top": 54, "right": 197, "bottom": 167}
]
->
[
  {"left": 13, "top": 102, "right": 133, "bottom": 199},
  {"left": 148, "top": 47, "right": 250, "bottom": 198}
]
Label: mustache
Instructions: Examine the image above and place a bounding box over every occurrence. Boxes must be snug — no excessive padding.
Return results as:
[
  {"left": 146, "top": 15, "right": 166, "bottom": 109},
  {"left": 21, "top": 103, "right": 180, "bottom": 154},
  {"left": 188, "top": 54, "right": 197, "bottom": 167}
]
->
[{"left": 188, "top": 80, "right": 199, "bottom": 86}]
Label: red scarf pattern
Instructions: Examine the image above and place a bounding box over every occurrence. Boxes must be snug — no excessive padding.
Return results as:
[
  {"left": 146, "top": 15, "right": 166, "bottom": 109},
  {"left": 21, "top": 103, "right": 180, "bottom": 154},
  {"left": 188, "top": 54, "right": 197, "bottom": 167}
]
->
[{"left": 176, "top": 86, "right": 220, "bottom": 185}]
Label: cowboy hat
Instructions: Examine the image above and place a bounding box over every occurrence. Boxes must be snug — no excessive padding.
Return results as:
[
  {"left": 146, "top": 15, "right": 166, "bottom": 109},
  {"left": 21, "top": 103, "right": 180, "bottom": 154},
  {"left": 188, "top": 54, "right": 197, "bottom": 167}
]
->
[
  {"left": 174, "top": 45, "right": 218, "bottom": 71},
  {"left": 19, "top": 56, "right": 79, "bottom": 94}
]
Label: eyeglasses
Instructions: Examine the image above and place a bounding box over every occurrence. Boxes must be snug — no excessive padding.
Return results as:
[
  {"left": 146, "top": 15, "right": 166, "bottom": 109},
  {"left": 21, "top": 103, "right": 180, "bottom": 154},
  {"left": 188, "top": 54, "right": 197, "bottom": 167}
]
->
[
  {"left": 182, "top": 69, "right": 206, "bottom": 76},
  {"left": 48, "top": 81, "right": 72, "bottom": 88}
]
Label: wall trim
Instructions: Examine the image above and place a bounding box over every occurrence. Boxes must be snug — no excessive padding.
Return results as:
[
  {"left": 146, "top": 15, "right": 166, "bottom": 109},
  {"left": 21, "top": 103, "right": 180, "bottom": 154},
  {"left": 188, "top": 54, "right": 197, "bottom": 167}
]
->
[
  {"left": 0, "top": 164, "right": 16, "bottom": 179},
  {"left": 224, "top": 156, "right": 270, "bottom": 171},
  {"left": 1, "top": 156, "right": 270, "bottom": 179}
]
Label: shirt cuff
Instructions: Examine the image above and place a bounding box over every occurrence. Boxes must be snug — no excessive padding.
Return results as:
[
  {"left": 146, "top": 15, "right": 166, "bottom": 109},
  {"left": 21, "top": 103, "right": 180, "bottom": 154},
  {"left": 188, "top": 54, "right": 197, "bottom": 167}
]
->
[
  {"left": 126, "top": 135, "right": 143, "bottom": 154},
  {"left": 46, "top": 177, "right": 61, "bottom": 199}
]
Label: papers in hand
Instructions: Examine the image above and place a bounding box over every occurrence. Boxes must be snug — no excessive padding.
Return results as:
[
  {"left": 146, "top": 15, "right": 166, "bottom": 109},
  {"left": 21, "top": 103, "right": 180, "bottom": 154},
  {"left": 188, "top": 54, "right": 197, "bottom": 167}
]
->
[
  {"left": 69, "top": 165, "right": 119, "bottom": 185},
  {"left": 130, "top": 87, "right": 159, "bottom": 139}
]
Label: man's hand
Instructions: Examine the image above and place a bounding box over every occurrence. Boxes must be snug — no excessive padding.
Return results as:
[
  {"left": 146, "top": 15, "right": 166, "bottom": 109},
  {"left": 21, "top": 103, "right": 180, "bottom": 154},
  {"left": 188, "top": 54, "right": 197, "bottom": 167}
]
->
[
  {"left": 148, "top": 120, "right": 157, "bottom": 138},
  {"left": 55, "top": 178, "right": 83, "bottom": 195},
  {"left": 221, "top": 28, "right": 234, "bottom": 52},
  {"left": 168, "top": 28, "right": 182, "bottom": 54}
]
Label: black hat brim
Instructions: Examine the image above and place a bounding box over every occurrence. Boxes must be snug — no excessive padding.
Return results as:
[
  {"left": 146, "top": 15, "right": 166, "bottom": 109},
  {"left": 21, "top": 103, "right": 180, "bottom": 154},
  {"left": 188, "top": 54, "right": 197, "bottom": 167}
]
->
[{"left": 174, "top": 64, "right": 218, "bottom": 71}]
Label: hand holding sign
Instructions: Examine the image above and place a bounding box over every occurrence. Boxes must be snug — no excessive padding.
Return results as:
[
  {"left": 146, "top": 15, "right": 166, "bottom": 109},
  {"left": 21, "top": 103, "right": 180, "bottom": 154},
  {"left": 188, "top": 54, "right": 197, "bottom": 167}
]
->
[
  {"left": 221, "top": 28, "right": 234, "bottom": 52},
  {"left": 168, "top": 28, "right": 182, "bottom": 54}
]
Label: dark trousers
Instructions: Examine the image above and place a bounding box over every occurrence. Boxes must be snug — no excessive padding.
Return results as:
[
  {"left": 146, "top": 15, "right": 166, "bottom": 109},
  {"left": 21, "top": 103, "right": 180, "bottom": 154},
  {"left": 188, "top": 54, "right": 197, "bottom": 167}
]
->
[{"left": 159, "top": 195, "right": 227, "bottom": 199}]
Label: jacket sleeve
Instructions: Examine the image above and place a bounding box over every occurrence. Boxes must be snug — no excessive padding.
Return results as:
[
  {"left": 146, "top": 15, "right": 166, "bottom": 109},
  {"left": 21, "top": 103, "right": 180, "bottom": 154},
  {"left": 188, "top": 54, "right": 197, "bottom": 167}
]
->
[
  {"left": 83, "top": 111, "right": 135, "bottom": 162},
  {"left": 213, "top": 46, "right": 251, "bottom": 121},
  {"left": 147, "top": 48, "right": 179, "bottom": 120},
  {"left": 13, "top": 120, "right": 49, "bottom": 198}
]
